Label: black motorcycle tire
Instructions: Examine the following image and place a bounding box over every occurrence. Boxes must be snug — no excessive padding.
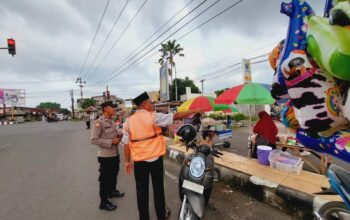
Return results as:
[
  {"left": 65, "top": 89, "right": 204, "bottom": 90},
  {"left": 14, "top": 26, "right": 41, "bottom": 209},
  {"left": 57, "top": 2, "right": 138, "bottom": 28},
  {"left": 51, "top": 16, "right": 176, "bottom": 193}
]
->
[
  {"left": 318, "top": 201, "right": 350, "bottom": 220},
  {"left": 178, "top": 201, "right": 200, "bottom": 220}
]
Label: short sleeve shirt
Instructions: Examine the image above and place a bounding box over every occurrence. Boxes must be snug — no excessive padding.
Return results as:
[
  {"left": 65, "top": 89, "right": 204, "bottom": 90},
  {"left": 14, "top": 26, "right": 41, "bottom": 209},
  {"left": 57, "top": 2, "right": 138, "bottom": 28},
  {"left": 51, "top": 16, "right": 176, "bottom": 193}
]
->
[{"left": 121, "top": 110, "right": 173, "bottom": 145}]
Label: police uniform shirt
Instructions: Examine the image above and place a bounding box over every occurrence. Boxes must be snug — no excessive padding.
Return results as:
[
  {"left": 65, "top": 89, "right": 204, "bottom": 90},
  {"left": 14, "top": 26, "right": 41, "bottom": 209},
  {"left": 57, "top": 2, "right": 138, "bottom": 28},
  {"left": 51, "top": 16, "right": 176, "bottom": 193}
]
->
[{"left": 91, "top": 116, "right": 118, "bottom": 157}]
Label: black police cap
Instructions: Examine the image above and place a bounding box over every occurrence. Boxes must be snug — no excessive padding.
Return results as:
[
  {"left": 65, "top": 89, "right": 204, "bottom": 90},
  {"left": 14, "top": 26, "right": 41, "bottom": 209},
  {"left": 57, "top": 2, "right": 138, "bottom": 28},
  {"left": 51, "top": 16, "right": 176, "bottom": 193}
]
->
[{"left": 133, "top": 92, "right": 150, "bottom": 106}]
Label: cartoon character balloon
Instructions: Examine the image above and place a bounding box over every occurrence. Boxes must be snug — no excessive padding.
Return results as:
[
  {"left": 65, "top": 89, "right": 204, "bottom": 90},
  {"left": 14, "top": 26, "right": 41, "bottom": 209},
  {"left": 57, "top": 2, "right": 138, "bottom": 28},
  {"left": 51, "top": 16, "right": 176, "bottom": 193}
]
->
[
  {"left": 273, "top": 0, "right": 314, "bottom": 100},
  {"left": 272, "top": 0, "right": 350, "bottom": 163}
]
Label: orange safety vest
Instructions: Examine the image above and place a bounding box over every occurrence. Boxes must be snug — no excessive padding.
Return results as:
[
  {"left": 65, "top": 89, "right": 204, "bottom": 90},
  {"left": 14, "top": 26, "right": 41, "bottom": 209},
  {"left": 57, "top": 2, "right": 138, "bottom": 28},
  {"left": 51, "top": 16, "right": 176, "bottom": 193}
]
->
[{"left": 127, "top": 111, "right": 166, "bottom": 162}]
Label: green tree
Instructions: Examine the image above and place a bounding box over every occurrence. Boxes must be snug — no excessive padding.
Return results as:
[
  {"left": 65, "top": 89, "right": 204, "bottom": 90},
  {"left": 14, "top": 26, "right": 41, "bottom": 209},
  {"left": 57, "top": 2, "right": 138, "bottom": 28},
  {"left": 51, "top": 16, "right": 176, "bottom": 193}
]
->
[
  {"left": 170, "top": 77, "right": 201, "bottom": 101},
  {"left": 60, "top": 108, "right": 71, "bottom": 115},
  {"left": 159, "top": 39, "right": 184, "bottom": 101},
  {"left": 36, "top": 102, "right": 61, "bottom": 110},
  {"left": 215, "top": 88, "right": 230, "bottom": 97},
  {"left": 81, "top": 98, "right": 96, "bottom": 109}
]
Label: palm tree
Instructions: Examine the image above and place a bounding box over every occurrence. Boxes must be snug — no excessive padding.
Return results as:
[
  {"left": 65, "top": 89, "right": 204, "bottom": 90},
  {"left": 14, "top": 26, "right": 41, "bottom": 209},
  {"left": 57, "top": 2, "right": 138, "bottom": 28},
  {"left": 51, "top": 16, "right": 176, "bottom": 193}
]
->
[{"left": 159, "top": 40, "right": 184, "bottom": 101}]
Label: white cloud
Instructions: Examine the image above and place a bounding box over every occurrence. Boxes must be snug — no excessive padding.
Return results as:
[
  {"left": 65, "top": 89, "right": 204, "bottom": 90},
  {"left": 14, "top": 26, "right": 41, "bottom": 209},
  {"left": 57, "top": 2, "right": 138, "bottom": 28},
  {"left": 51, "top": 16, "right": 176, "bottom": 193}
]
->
[{"left": 0, "top": 0, "right": 327, "bottom": 108}]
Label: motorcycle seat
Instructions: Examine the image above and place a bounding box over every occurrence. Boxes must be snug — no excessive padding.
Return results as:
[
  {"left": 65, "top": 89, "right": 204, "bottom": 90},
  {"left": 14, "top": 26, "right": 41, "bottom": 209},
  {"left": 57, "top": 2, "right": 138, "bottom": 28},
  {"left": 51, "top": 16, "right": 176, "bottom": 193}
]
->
[{"left": 330, "top": 165, "right": 350, "bottom": 193}]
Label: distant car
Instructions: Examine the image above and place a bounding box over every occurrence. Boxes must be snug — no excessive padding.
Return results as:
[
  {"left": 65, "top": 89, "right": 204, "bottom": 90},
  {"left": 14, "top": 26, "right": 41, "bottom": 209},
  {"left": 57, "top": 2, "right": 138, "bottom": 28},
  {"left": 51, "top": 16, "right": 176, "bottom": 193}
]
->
[{"left": 56, "top": 113, "right": 64, "bottom": 121}]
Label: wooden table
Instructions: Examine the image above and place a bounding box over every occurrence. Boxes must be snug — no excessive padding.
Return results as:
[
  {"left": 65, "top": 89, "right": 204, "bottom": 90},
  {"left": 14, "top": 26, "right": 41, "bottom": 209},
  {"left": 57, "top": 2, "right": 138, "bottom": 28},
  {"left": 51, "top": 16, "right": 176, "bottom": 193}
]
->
[{"left": 276, "top": 143, "right": 332, "bottom": 174}]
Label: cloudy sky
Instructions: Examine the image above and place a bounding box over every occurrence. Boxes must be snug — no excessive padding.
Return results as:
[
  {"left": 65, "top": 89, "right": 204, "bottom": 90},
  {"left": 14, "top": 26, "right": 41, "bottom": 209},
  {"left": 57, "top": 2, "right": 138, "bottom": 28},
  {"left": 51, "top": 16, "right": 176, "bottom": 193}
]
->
[{"left": 0, "top": 0, "right": 325, "bottom": 108}]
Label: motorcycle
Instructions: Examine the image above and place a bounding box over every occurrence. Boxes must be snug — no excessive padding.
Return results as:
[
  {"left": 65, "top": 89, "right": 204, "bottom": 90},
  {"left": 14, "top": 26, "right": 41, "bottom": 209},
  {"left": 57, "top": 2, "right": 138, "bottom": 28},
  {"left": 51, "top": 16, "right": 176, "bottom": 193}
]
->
[
  {"left": 314, "top": 164, "right": 350, "bottom": 220},
  {"left": 176, "top": 125, "right": 230, "bottom": 220},
  {"left": 46, "top": 115, "right": 58, "bottom": 122}
]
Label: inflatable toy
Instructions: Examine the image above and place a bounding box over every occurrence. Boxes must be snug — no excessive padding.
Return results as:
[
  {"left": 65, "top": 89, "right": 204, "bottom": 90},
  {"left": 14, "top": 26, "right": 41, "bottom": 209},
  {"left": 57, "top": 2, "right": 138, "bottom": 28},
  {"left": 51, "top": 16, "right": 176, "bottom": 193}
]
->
[
  {"left": 274, "top": 0, "right": 315, "bottom": 100},
  {"left": 307, "top": 4, "right": 350, "bottom": 81},
  {"left": 280, "top": 49, "right": 348, "bottom": 134},
  {"left": 271, "top": 0, "right": 350, "bottom": 163},
  {"left": 281, "top": 101, "right": 300, "bottom": 131}
]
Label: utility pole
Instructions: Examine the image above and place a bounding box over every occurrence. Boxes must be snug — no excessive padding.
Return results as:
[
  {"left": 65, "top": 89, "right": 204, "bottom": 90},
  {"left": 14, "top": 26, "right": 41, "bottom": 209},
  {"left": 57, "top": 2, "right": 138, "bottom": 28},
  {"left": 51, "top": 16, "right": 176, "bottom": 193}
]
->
[
  {"left": 76, "top": 77, "right": 86, "bottom": 101},
  {"left": 3, "top": 102, "right": 5, "bottom": 116},
  {"left": 200, "top": 79, "right": 205, "bottom": 95},
  {"left": 70, "top": 89, "right": 75, "bottom": 119},
  {"left": 174, "top": 65, "right": 178, "bottom": 102}
]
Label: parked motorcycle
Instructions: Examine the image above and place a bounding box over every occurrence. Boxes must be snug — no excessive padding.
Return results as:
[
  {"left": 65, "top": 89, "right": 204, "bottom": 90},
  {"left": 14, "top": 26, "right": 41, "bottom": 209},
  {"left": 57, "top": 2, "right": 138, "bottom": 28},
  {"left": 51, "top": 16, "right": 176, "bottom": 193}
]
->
[
  {"left": 314, "top": 164, "right": 350, "bottom": 220},
  {"left": 176, "top": 124, "right": 230, "bottom": 220},
  {"left": 46, "top": 115, "right": 58, "bottom": 122}
]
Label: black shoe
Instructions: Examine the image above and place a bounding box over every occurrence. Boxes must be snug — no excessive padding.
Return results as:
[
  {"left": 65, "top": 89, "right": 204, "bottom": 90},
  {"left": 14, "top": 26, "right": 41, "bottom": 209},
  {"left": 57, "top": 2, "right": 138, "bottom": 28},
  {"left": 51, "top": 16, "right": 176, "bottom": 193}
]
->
[
  {"left": 109, "top": 190, "right": 124, "bottom": 198},
  {"left": 99, "top": 201, "right": 117, "bottom": 211}
]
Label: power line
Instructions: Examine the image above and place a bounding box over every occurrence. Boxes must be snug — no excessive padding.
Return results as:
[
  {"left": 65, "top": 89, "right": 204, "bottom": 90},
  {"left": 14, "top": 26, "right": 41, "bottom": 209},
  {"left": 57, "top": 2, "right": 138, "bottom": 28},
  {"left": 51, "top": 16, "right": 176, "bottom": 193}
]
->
[
  {"left": 88, "top": 0, "right": 212, "bottom": 89},
  {"left": 250, "top": 58, "right": 269, "bottom": 65},
  {"left": 91, "top": 0, "right": 224, "bottom": 89},
  {"left": 77, "top": 0, "right": 111, "bottom": 79},
  {"left": 85, "top": 0, "right": 148, "bottom": 81},
  {"left": 178, "top": 0, "right": 242, "bottom": 40},
  {"left": 81, "top": 0, "right": 131, "bottom": 80},
  {"left": 93, "top": 0, "right": 245, "bottom": 89},
  {"left": 194, "top": 54, "right": 268, "bottom": 81},
  {"left": 122, "top": 0, "right": 195, "bottom": 63},
  {"left": 176, "top": 42, "right": 276, "bottom": 75}
]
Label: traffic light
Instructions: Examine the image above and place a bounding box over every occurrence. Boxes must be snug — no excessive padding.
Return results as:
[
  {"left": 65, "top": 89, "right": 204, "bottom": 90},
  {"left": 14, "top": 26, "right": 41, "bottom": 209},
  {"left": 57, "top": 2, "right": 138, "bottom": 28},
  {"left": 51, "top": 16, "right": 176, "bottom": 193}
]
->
[
  {"left": 103, "top": 92, "right": 106, "bottom": 100},
  {"left": 7, "top": 38, "right": 16, "bottom": 56},
  {"left": 107, "top": 90, "right": 110, "bottom": 100}
]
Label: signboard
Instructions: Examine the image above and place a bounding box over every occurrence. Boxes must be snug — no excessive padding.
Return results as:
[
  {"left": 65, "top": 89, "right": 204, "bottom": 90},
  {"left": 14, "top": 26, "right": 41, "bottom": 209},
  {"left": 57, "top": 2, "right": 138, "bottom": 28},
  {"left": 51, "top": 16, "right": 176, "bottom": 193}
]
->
[
  {"left": 242, "top": 59, "right": 252, "bottom": 83},
  {"left": 160, "top": 61, "right": 169, "bottom": 101},
  {"left": 0, "top": 89, "right": 26, "bottom": 106}
]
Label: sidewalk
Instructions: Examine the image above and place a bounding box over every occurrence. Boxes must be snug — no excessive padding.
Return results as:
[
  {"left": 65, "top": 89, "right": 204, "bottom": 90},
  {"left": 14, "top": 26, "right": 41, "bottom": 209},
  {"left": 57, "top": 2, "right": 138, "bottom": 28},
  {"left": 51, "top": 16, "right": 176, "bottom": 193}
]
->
[{"left": 166, "top": 142, "right": 342, "bottom": 219}]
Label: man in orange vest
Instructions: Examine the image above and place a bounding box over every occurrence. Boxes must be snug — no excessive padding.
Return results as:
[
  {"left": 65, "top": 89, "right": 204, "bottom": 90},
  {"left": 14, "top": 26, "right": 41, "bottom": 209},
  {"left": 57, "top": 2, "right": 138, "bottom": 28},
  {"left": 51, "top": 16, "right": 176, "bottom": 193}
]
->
[{"left": 122, "top": 92, "right": 202, "bottom": 220}]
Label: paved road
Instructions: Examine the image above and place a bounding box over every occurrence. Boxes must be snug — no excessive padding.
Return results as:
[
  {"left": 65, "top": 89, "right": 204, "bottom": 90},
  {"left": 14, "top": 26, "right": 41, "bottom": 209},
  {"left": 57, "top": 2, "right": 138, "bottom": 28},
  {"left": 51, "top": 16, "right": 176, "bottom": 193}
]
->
[{"left": 0, "top": 122, "right": 291, "bottom": 220}]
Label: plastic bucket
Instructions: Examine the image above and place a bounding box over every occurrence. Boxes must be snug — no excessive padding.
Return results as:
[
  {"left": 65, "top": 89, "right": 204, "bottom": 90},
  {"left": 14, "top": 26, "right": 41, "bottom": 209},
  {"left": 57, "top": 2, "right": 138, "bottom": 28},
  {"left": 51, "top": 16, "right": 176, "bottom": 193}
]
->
[{"left": 257, "top": 145, "right": 272, "bottom": 165}]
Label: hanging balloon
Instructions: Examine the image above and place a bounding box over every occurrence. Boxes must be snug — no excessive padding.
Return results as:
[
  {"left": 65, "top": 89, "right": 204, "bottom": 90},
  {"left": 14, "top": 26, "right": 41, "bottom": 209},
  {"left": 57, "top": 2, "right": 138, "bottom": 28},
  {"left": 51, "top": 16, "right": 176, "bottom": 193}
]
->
[
  {"left": 280, "top": 49, "right": 348, "bottom": 134},
  {"left": 276, "top": 0, "right": 315, "bottom": 97},
  {"left": 281, "top": 100, "right": 300, "bottom": 131},
  {"left": 307, "top": 1, "right": 350, "bottom": 81}
]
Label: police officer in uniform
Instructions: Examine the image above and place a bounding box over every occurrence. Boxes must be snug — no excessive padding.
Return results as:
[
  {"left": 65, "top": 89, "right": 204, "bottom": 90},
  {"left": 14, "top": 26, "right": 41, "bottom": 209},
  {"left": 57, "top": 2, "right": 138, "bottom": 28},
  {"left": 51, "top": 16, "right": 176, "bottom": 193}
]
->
[
  {"left": 91, "top": 101, "right": 124, "bottom": 211},
  {"left": 122, "top": 92, "right": 202, "bottom": 220}
]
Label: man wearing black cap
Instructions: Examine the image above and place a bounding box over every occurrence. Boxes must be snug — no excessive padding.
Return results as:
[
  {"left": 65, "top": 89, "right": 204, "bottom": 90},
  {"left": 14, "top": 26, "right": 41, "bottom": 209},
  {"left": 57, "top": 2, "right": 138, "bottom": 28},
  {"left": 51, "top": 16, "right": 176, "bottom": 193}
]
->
[
  {"left": 91, "top": 101, "right": 125, "bottom": 211},
  {"left": 122, "top": 92, "right": 202, "bottom": 220}
]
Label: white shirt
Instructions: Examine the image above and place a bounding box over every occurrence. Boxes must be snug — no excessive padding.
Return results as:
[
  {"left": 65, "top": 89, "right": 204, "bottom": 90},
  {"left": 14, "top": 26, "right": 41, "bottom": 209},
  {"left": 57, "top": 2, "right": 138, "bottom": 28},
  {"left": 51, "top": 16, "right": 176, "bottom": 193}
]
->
[{"left": 122, "top": 110, "right": 174, "bottom": 162}]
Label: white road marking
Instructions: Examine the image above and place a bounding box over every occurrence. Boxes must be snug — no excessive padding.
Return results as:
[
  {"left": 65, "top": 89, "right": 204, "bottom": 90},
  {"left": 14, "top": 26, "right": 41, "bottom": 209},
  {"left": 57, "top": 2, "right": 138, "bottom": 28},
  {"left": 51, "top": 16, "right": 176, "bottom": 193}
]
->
[
  {"left": 165, "top": 170, "right": 178, "bottom": 182},
  {"left": 0, "top": 143, "right": 12, "bottom": 150}
]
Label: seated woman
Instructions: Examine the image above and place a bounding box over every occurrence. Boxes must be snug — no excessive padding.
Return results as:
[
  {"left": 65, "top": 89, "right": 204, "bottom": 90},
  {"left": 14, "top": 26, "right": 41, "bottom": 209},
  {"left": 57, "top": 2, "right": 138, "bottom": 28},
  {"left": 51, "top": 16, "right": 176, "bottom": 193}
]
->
[{"left": 250, "top": 111, "right": 278, "bottom": 159}]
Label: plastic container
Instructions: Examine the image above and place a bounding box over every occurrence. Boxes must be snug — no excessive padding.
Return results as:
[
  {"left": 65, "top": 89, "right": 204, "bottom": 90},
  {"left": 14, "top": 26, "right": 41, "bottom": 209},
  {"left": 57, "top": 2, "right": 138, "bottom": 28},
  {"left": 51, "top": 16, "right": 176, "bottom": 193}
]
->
[
  {"left": 268, "top": 150, "right": 304, "bottom": 175},
  {"left": 257, "top": 145, "right": 272, "bottom": 165}
]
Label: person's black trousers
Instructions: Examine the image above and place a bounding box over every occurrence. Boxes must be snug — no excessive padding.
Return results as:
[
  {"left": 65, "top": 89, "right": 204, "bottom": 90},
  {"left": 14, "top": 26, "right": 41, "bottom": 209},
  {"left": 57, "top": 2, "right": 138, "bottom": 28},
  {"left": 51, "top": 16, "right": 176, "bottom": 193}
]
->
[
  {"left": 86, "top": 120, "right": 90, "bottom": 129},
  {"left": 98, "top": 156, "right": 119, "bottom": 202},
  {"left": 134, "top": 157, "right": 165, "bottom": 220},
  {"left": 111, "top": 155, "right": 120, "bottom": 191}
]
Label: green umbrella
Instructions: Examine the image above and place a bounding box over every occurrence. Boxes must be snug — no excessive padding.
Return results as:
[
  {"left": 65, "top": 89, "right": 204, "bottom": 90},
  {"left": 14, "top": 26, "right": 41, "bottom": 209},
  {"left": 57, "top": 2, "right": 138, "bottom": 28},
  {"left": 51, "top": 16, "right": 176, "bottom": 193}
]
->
[{"left": 215, "top": 83, "right": 275, "bottom": 105}]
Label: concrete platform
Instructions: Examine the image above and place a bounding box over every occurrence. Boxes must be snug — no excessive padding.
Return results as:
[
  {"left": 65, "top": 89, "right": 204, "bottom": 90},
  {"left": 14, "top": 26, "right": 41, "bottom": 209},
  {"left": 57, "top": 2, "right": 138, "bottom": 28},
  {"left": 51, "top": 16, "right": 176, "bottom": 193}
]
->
[{"left": 166, "top": 143, "right": 342, "bottom": 220}]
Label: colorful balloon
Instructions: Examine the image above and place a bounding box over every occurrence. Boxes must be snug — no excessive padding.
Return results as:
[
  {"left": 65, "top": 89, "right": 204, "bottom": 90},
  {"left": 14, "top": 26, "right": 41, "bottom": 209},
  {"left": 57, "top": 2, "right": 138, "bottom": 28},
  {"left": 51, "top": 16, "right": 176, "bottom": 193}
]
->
[
  {"left": 297, "top": 128, "right": 350, "bottom": 163},
  {"left": 281, "top": 101, "right": 300, "bottom": 131},
  {"left": 275, "top": 0, "right": 315, "bottom": 99},
  {"left": 280, "top": 49, "right": 348, "bottom": 134},
  {"left": 307, "top": 2, "right": 350, "bottom": 81}
]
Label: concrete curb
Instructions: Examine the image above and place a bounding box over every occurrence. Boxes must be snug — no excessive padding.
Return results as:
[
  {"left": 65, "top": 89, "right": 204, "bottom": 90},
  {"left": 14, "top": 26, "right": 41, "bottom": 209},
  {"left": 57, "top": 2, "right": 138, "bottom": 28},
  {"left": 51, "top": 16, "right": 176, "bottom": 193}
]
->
[{"left": 166, "top": 146, "right": 317, "bottom": 220}]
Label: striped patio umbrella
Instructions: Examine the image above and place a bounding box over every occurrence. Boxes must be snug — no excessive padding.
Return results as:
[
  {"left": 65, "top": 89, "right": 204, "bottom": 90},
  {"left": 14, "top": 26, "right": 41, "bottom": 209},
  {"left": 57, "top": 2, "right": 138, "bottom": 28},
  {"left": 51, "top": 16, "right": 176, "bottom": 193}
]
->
[
  {"left": 215, "top": 83, "right": 275, "bottom": 105},
  {"left": 178, "top": 96, "right": 237, "bottom": 112}
]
